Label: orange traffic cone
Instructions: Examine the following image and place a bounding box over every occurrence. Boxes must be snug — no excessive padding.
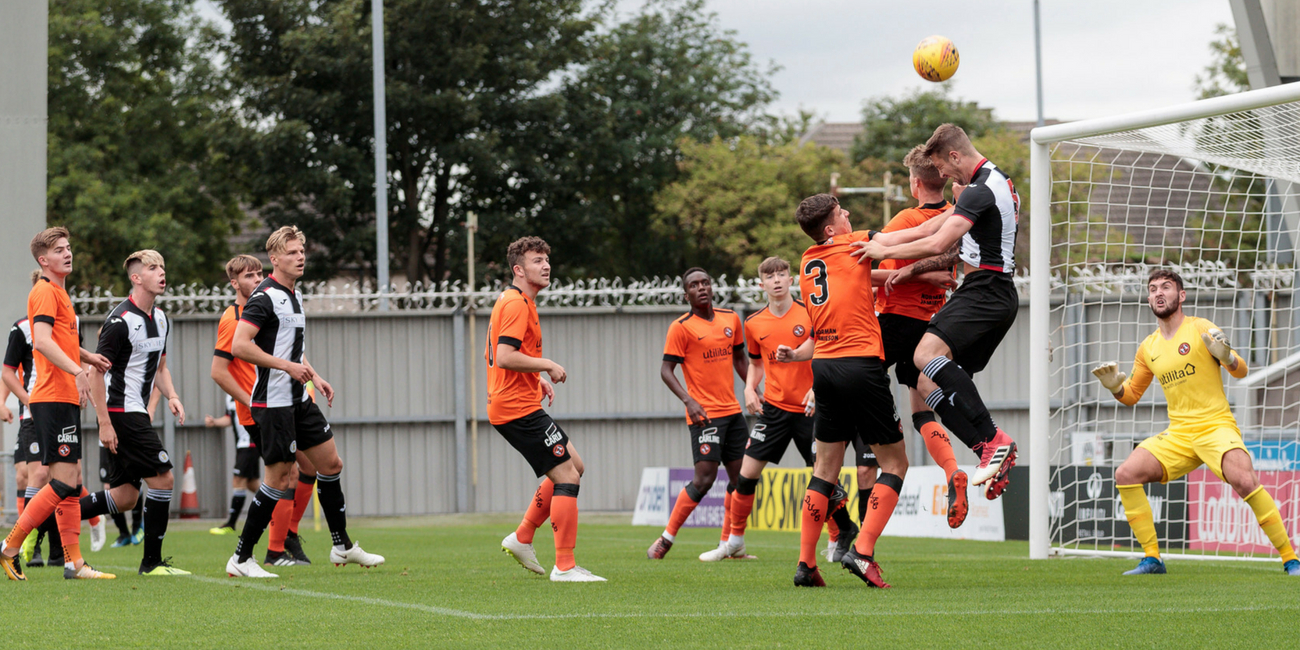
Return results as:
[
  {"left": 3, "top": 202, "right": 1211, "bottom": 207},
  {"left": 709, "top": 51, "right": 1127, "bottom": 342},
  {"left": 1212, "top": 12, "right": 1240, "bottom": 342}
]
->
[{"left": 180, "top": 450, "right": 200, "bottom": 519}]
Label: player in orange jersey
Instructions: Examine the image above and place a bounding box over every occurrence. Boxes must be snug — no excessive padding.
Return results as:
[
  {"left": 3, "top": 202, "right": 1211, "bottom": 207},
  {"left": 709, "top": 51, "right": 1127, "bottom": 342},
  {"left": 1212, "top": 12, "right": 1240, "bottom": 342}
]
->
[
  {"left": 1, "top": 227, "right": 114, "bottom": 581},
  {"left": 873, "top": 145, "right": 969, "bottom": 528},
  {"left": 647, "top": 268, "right": 748, "bottom": 560},
  {"left": 777, "top": 194, "right": 907, "bottom": 588},
  {"left": 492, "top": 237, "right": 603, "bottom": 582}
]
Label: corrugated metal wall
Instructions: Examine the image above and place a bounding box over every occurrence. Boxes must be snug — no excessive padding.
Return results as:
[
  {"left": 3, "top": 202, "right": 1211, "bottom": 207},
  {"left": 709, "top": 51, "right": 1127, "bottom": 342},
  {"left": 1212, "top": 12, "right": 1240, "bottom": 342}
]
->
[{"left": 7, "top": 299, "right": 1062, "bottom": 518}]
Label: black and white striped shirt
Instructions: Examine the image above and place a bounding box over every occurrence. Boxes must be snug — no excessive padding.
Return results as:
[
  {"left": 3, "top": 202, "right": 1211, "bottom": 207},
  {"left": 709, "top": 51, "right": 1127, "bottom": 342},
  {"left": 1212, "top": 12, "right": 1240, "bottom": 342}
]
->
[
  {"left": 240, "top": 276, "right": 308, "bottom": 409},
  {"left": 3, "top": 319, "right": 35, "bottom": 420},
  {"left": 953, "top": 159, "right": 1019, "bottom": 274},
  {"left": 97, "top": 296, "right": 169, "bottom": 414}
]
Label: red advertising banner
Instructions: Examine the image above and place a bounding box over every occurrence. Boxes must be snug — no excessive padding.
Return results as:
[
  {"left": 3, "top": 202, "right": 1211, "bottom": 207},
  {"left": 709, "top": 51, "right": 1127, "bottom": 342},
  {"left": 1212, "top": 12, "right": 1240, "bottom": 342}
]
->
[{"left": 1187, "top": 468, "right": 1300, "bottom": 554}]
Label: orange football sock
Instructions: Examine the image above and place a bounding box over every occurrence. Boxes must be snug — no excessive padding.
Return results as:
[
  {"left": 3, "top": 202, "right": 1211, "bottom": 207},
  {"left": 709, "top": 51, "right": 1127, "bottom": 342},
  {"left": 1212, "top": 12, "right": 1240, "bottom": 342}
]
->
[
  {"left": 516, "top": 478, "right": 554, "bottom": 545},
  {"left": 665, "top": 487, "right": 700, "bottom": 537},
  {"left": 268, "top": 498, "right": 292, "bottom": 553},
  {"left": 551, "top": 494, "right": 578, "bottom": 571},
  {"left": 731, "top": 491, "right": 755, "bottom": 536},
  {"left": 289, "top": 477, "right": 314, "bottom": 535},
  {"left": 855, "top": 478, "right": 900, "bottom": 558},
  {"left": 15, "top": 496, "right": 24, "bottom": 517},
  {"left": 55, "top": 495, "right": 82, "bottom": 566},
  {"left": 719, "top": 490, "right": 733, "bottom": 542},
  {"left": 5, "top": 485, "right": 59, "bottom": 551},
  {"left": 920, "top": 420, "right": 959, "bottom": 480},
  {"left": 827, "top": 515, "right": 840, "bottom": 542},
  {"left": 799, "top": 487, "right": 830, "bottom": 568}
]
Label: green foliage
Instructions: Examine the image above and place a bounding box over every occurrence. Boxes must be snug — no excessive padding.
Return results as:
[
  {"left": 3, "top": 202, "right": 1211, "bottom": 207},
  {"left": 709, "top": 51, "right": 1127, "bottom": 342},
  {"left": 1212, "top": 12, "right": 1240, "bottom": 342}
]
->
[
  {"left": 1196, "top": 24, "right": 1250, "bottom": 99},
  {"left": 851, "top": 85, "right": 998, "bottom": 167},
  {"left": 48, "top": 0, "right": 246, "bottom": 292},
  {"left": 650, "top": 136, "right": 844, "bottom": 277}
]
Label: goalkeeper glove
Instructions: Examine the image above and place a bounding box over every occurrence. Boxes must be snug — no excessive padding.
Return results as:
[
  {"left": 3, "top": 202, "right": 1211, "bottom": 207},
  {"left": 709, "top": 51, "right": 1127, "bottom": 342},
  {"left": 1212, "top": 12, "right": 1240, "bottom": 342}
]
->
[
  {"left": 1200, "top": 328, "right": 1235, "bottom": 366},
  {"left": 1091, "top": 362, "right": 1126, "bottom": 393}
]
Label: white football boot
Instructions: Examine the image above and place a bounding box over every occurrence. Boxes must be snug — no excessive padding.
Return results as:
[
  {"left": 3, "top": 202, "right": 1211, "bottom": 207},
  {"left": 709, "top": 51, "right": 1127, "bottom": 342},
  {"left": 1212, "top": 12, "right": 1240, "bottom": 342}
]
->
[
  {"left": 226, "top": 554, "right": 278, "bottom": 578},
  {"left": 329, "top": 542, "right": 385, "bottom": 568},
  {"left": 550, "top": 565, "right": 607, "bottom": 582},
  {"left": 501, "top": 532, "right": 545, "bottom": 575}
]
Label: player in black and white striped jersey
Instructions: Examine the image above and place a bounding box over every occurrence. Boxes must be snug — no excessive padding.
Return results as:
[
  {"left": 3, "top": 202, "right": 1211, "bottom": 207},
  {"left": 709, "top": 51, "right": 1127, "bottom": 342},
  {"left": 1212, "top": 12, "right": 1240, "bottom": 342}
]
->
[
  {"left": 206, "top": 393, "right": 262, "bottom": 535},
  {"left": 852, "top": 123, "right": 1020, "bottom": 501},
  {"left": 81, "top": 249, "right": 191, "bottom": 576},
  {"left": 224, "top": 225, "right": 382, "bottom": 578}
]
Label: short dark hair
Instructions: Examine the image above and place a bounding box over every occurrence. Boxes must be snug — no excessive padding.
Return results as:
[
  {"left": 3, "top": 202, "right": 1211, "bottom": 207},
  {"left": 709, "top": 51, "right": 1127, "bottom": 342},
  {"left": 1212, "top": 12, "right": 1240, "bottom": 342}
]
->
[
  {"left": 681, "top": 267, "right": 709, "bottom": 287},
  {"left": 922, "top": 123, "right": 976, "bottom": 159},
  {"left": 904, "top": 145, "right": 946, "bottom": 192},
  {"left": 506, "top": 236, "right": 551, "bottom": 273},
  {"left": 1148, "top": 268, "right": 1184, "bottom": 292},
  {"left": 757, "top": 256, "right": 789, "bottom": 276},
  {"left": 795, "top": 194, "right": 839, "bottom": 240}
]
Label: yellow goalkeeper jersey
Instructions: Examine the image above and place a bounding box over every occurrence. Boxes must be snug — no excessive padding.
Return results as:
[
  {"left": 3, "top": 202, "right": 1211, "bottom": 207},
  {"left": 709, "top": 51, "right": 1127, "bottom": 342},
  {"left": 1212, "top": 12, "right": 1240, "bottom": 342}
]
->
[{"left": 1119, "top": 316, "right": 1247, "bottom": 433}]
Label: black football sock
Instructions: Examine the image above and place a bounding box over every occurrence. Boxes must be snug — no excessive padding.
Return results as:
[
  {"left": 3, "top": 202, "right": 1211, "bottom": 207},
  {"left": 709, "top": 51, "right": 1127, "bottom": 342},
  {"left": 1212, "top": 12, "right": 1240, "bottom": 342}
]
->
[
  {"left": 925, "top": 388, "right": 984, "bottom": 450},
  {"left": 225, "top": 488, "right": 248, "bottom": 529},
  {"left": 858, "top": 487, "right": 874, "bottom": 523},
  {"left": 79, "top": 490, "right": 118, "bottom": 520},
  {"left": 141, "top": 489, "right": 173, "bottom": 567},
  {"left": 235, "top": 485, "right": 283, "bottom": 562},
  {"left": 112, "top": 512, "right": 131, "bottom": 538},
  {"left": 315, "top": 472, "right": 352, "bottom": 549},
  {"left": 44, "top": 519, "right": 63, "bottom": 562},
  {"left": 828, "top": 483, "right": 854, "bottom": 531},
  {"left": 130, "top": 498, "right": 144, "bottom": 534},
  {"left": 922, "top": 356, "right": 998, "bottom": 444}
]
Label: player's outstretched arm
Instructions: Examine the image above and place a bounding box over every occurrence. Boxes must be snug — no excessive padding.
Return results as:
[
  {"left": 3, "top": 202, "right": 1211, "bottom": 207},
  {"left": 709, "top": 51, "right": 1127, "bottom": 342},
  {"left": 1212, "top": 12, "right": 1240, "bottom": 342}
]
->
[
  {"left": 496, "top": 344, "right": 566, "bottom": 384},
  {"left": 775, "top": 338, "right": 815, "bottom": 363},
  {"left": 867, "top": 207, "right": 954, "bottom": 247},
  {"left": 210, "top": 356, "right": 251, "bottom": 409},
  {"left": 1, "top": 366, "right": 27, "bottom": 406},
  {"left": 1092, "top": 362, "right": 1128, "bottom": 401}
]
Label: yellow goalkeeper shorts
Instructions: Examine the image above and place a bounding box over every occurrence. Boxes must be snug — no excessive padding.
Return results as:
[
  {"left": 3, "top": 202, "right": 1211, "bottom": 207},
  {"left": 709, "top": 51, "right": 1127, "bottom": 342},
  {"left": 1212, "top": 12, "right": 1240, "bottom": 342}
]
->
[{"left": 1138, "top": 425, "right": 1249, "bottom": 483}]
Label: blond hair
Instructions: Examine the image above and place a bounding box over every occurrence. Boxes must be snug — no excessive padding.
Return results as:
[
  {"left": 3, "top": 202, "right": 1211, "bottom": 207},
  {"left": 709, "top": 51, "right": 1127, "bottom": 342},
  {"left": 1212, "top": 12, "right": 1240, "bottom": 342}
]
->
[
  {"left": 30, "top": 227, "right": 70, "bottom": 264},
  {"left": 225, "top": 254, "right": 263, "bottom": 281},
  {"left": 29, "top": 270, "right": 41, "bottom": 285},
  {"left": 904, "top": 145, "right": 946, "bottom": 192},
  {"left": 266, "top": 225, "right": 306, "bottom": 256},
  {"left": 922, "top": 123, "right": 977, "bottom": 159},
  {"left": 124, "top": 250, "right": 166, "bottom": 277}
]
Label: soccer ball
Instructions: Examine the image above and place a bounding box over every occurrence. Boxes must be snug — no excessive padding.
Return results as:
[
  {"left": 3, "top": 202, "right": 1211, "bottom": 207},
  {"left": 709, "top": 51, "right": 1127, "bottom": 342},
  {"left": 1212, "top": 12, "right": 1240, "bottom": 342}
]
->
[{"left": 913, "top": 35, "right": 960, "bottom": 82}]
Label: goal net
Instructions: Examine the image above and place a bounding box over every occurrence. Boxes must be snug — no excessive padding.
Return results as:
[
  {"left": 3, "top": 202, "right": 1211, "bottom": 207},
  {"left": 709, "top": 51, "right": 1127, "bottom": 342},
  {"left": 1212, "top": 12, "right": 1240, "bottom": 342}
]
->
[{"left": 1028, "top": 83, "right": 1300, "bottom": 561}]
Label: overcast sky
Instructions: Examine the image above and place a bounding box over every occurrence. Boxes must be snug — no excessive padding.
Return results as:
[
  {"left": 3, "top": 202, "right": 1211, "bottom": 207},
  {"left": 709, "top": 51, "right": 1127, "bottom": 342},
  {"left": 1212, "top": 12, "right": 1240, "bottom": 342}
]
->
[
  {"left": 199, "top": 0, "right": 1239, "bottom": 124},
  {"left": 615, "top": 0, "right": 1238, "bottom": 124}
]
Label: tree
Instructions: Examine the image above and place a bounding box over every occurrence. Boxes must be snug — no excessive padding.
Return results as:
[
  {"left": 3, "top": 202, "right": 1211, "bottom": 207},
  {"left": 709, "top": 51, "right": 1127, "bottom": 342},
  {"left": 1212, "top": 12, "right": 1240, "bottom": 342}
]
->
[
  {"left": 851, "top": 85, "right": 998, "bottom": 167},
  {"left": 1196, "top": 23, "right": 1249, "bottom": 99},
  {"left": 651, "top": 136, "right": 849, "bottom": 277},
  {"left": 48, "top": 0, "right": 246, "bottom": 292},
  {"left": 217, "top": 0, "right": 594, "bottom": 283}
]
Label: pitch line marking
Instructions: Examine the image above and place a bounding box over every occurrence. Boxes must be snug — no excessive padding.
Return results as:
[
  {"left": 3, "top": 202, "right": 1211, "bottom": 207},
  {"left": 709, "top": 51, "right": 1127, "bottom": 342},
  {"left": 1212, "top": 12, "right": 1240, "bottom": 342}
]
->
[{"left": 105, "top": 567, "right": 1300, "bottom": 621}]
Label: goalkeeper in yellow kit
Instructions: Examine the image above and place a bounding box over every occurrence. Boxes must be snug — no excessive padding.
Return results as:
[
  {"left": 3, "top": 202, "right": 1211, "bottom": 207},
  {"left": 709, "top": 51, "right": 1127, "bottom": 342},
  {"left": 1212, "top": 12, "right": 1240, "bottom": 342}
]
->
[{"left": 1092, "top": 268, "right": 1300, "bottom": 576}]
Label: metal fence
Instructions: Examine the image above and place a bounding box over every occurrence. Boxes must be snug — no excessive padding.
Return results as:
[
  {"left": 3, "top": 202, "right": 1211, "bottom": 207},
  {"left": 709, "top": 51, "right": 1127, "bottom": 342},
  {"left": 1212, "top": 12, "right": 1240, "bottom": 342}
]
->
[{"left": 6, "top": 275, "right": 1051, "bottom": 522}]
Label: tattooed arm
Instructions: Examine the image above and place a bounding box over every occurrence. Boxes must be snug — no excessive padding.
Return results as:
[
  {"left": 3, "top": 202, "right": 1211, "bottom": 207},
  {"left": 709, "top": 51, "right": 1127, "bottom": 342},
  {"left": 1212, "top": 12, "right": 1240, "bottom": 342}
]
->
[{"left": 883, "top": 242, "right": 961, "bottom": 295}]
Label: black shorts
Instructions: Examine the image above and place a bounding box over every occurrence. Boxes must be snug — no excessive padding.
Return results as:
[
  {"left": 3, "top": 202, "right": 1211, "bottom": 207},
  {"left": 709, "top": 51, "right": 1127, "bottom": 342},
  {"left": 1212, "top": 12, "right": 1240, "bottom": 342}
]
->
[
  {"left": 102, "top": 412, "right": 172, "bottom": 488},
  {"left": 850, "top": 435, "right": 879, "bottom": 467},
  {"left": 98, "top": 444, "right": 113, "bottom": 484},
  {"left": 30, "top": 402, "right": 82, "bottom": 465},
  {"left": 689, "top": 413, "right": 748, "bottom": 464},
  {"left": 15, "top": 418, "right": 40, "bottom": 464},
  {"left": 233, "top": 448, "right": 261, "bottom": 479},
  {"left": 744, "top": 404, "right": 814, "bottom": 465},
  {"left": 927, "top": 271, "right": 1018, "bottom": 374},
  {"left": 878, "top": 313, "right": 931, "bottom": 389},
  {"left": 493, "top": 409, "right": 572, "bottom": 478},
  {"left": 811, "top": 357, "right": 903, "bottom": 447},
  {"left": 252, "top": 400, "right": 334, "bottom": 465}
]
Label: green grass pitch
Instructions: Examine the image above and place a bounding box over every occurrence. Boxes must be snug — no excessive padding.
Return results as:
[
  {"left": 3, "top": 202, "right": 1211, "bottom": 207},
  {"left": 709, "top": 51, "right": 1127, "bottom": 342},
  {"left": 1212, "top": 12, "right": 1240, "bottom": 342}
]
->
[{"left": 7, "top": 514, "right": 1298, "bottom": 648}]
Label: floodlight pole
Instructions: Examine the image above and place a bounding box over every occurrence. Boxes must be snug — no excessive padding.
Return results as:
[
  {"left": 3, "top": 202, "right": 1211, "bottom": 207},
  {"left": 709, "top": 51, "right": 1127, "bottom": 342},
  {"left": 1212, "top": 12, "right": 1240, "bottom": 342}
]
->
[
  {"left": 1033, "top": 0, "right": 1045, "bottom": 127},
  {"left": 372, "top": 0, "right": 390, "bottom": 310}
]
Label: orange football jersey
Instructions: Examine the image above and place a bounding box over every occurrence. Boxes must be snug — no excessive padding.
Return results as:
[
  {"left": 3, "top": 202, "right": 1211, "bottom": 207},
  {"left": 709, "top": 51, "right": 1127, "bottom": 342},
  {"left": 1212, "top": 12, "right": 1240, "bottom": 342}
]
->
[
  {"left": 214, "top": 304, "right": 258, "bottom": 426},
  {"left": 663, "top": 309, "right": 744, "bottom": 422},
  {"left": 744, "top": 300, "right": 814, "bottom": 413},
  {"left": 485, "top": 286, "right": 544, "bottom": 425},
  {"left": 875, "top": 201, "right": 953, "bottom": 321},
  {"left": 799, "top": 231, "right": 885, "bottom": 360},
  {"left": 28, "top": 277, "right": 81, "bottom": 405}
]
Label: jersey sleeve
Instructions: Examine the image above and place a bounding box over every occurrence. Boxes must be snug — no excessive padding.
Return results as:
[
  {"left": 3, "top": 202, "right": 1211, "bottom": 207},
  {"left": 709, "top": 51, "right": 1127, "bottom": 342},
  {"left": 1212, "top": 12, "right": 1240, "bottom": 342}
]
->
[
  {"left": 1118, "top": 344, "right": 1154, "bottom": 406},
  {"left": 663, "top": 320, "right": 687, "bottom": 363},
  {"left": 214, "top": 309, "right": 235, "bottom": 360},
  {"left": 495, "top": 298, "right": 529, "bottom": 350},
  {"left": 95, "top": 315, "right": 129, "bottom": 362},
  {"left": 3, "top": 325, "right": 25, "bottom": 370},
  {"left": 731, "top": 314, "right": 745, "bottom": 353},
  {"left": 952, "top": 184, "right": 996, "bottom": 223},
  {"left": 240, "top": 293, "right": 273, "bottom": 330},
  {"left": 745, "top": 318, "right": 762, "bottom": 361},
  {"left": 28, "top": 284, "right": 57, "bottom": 327}
]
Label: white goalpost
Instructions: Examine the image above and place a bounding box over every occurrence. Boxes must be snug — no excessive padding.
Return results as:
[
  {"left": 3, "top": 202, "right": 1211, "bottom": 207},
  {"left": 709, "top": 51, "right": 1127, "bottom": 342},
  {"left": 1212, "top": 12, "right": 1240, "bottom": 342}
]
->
[{"left": 1029, "top": 81, "right": 1300, "bottom": 561}]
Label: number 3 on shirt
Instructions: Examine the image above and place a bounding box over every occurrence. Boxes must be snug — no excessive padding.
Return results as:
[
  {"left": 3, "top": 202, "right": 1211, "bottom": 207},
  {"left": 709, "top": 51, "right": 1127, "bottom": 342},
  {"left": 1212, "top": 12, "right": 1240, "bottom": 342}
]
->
[{"left": 804, "top": 259, "right": 829, "bottom": 306}]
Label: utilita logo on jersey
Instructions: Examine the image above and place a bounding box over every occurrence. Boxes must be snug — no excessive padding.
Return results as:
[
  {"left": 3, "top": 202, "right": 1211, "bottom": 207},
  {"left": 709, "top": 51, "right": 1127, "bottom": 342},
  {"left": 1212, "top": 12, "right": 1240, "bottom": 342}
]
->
[
  {"left": 701, "top": 345, "right": 732, "bottom": 362},
  {"left": 1158, "top": 363, "right": 1196, "bottom": 387}
]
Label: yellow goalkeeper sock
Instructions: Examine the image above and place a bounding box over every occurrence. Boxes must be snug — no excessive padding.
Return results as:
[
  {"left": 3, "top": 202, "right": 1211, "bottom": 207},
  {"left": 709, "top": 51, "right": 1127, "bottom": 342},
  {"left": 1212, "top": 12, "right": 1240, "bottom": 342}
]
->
[
  {"left": 1118, "top": 484, "right": 1160, "bottom": 558},
  {"left": 1244, "top": 486, "right": 1298, "bottom": 563}
]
